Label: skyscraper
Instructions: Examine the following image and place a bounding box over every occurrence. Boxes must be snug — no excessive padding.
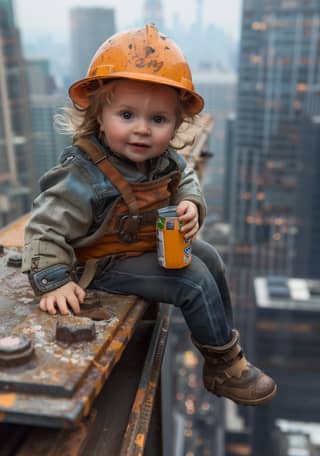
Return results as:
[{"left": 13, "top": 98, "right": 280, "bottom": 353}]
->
[
  {"left": 253, "top": 276, "right": 320, "bottom": 455},
  {"left": 30, "top": 93, "right": 69, "bottom": 184},
  {"left": 70, "top": 7, "right": 115, "bottom": 81},
  {"left": 0, "top": 0, "right": 35, "bottom": 225},
  {"left": 227, "top": 2, "right": 320, "bottom": 453},
  {"left": 223, "top": 114, "right": 236, "bottom": 223},
  {"left": 193, "top": 67, "right": 237, "bottom": 221},
  {"left": 231, "top": 0, "right": 320, "bottom": 278},
  {"left": 26, "top": 58, "right": 69, "bottom": 183},
  {"left": 144, "top": 0, "right": 164, "bottom": 31},
  {"left": 294, "top": 115, "right": 320, "bottom": 278}
]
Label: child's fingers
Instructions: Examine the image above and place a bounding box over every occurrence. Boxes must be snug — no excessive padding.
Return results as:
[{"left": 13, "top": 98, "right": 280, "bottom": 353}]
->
[
  {"left": 38, "top": 283, "right": 85, "bottom": 316},
  {"left": 67, "top": 293, "right": 81, "bottom": 315},
  {"left": 182, "top": 226, "right": 199, "bottom": 240},
  {"left": 180, "top": 217, "right": 199, "bottom": 236},
  {"left": 74, "top": 285, "right": 86, "bottom": 303},
  {"left": 176, "top": 201, "right": 189, "bottom": 216},
  {"left": 178, "top": 207, "right": 196, "bottom": 221},
  {"left": 45, "top": 296, "right": 58, "bottom": 315},
  {"left": 39, "top": 297, "right": 48, "bottom": 312},
  {"left": 56, "top": 295, "right": 70, "bottom": 315},
  {"left": 177, "top": 204, "right": 198, "bottom": 224},
  {"left": 180, "top": 216, "right": 198, "bottom": 230}
]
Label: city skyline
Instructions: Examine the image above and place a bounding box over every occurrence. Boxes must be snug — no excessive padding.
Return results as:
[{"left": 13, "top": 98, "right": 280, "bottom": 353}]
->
[
  {"left": 1, "top": 1, "right": 320, "bottom": 454},
  {"left": 14, "top": 0, "right": 242, "bottom": 42}
]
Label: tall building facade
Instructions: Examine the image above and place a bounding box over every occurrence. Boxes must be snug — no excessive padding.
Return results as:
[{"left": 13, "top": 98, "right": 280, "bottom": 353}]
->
[
  {"left": 227, "top": 3, "right": 320, "bottom": 453},
  {"left": 70, "top": 7, "right": 115, "bottom": 81},
  {"left": 223, "top": 114, "right": 236, "bottom": 223},
  {"left": 26, "top": 58, "right": 69, "bottom": 186},
  {"left": 30, "top": 94, "right": 69, "bottom": 185},
  {"left": 231, "top": 0, "right": 320, "bottom": 278},
  {"left": 193, "top": 68, "right": 237, "bottom": 222},
  {"left": 294, "top": 115, "right": 320, "bottom": 278},
  {"left": 144, "top": 0, "right": 164, "bottom": 31},
  {"left": 0, "top": 0, "right": 35, "bottom": 225},
  {"left": 253, "top": 276, "right": 320, "bottom": 455},
  {"left": 26, "top": 58, "right": 56, "bottom": 96},
  {"left": 274, "top": 420, "right": 320, "bottom": 455}
]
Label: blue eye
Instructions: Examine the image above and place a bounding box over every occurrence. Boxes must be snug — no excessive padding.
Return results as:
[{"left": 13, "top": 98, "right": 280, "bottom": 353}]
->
[
  {"left": 121, "top": 111, "right": 132, "bottom": 120},
  {"left": 153, "top": 115, "right": 165, "bottom": 124}
]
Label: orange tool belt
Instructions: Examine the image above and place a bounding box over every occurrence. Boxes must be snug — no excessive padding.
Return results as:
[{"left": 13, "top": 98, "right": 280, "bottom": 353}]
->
[{"left": 73, "top": 138, "right": 181, "bottom": 263}]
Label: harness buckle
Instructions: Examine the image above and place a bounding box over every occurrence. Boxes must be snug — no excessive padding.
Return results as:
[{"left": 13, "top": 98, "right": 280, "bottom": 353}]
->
[{"left": 119, "top": 215, "right": 142, "bottom": 243}]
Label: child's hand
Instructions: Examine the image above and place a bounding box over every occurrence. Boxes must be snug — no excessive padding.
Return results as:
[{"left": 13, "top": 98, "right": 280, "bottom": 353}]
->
[
  {"left": 176, "top": 200, "right": 199, "bottom": 240},
  {"left": 39, "top": 281, "right": 86, "bottom": 316}
]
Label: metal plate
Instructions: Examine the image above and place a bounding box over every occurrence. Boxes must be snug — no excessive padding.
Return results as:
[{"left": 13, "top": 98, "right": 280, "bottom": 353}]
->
[
  {"left": 0, "top": 250, "right": 147, "bottom": 427},
  {"left": 0, "top": 299, "right": 139, "bottom": 396}
]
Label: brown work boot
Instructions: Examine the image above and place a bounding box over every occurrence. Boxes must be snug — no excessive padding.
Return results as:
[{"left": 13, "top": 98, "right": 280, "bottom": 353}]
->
[{"left": 192, "top": 330, "right": 277, "bottom": 406}]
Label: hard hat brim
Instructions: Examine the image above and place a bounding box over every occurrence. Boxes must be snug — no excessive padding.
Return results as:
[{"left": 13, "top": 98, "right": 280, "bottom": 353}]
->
[{"left": 69, "top": 73, "right": 204, "bottom": 116}]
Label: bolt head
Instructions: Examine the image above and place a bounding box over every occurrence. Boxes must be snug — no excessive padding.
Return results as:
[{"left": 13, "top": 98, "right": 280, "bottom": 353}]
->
[
  {"left": 56, "top": 317, "right": 96, "bottom": 343},
  {"left": 0, "top": 335, "right": 34, "bottom": 367}
]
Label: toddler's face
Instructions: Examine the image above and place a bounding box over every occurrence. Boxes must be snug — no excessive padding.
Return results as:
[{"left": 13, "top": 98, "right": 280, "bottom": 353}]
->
[{"left": 98, "top": 79, "right": 178, "bottom": 162}]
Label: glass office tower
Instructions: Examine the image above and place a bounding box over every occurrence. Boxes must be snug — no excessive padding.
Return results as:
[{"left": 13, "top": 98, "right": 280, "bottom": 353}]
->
[
  {"left": 232, "top": 0, "right": 320, "bottom": 278},
  {"left": 0, "top": 0, "right": 34, "bottom": 225}
]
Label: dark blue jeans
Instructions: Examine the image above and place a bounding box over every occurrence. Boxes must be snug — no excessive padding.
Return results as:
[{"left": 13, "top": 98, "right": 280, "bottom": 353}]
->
[{"left": 90, "top": 240, "right": 233, "bottom": 346}]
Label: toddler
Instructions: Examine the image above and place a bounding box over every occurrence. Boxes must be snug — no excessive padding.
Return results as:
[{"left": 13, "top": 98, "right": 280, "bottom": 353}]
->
[{"left": 22, "top": 24, "right": 276, "bottom": 406}]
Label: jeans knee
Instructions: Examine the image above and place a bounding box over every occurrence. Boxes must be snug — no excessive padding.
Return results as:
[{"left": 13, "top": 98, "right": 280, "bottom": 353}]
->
[
  {"left": 172, "top": 262, "right": 217, "bottom": 309},
  {"left": 193, "top": 240, "right": 226, "bottom": 277},
  {"left": 210, "top": 246, "right": 226, "bottom": 275}
]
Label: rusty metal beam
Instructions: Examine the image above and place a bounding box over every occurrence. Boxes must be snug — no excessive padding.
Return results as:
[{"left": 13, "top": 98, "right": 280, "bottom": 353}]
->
[
  {"left": 0, "top": 247, "right": 149, "bottom": 428},
  {"left": 15, "top": 411, "right": 96, "bottom": 456},
  {"left": 0, "top": 297, "right": 147, "bottom": 428},
  {"left": 120, "top": 305, "right": 172, "bottom": 456}
]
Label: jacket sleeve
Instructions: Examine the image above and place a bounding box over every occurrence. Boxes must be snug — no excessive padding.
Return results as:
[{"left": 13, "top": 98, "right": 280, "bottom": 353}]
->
[
  {"left": 169, "top": 152, "right": 207, "bottom": 226},
  {"left": 22, "top": 160, "right": 96, "bottom": 295}
]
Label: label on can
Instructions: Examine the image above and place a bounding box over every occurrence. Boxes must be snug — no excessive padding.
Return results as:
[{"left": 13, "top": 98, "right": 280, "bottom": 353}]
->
[{"left": 156, "top": 205, "right": 192, "bottom": 269}]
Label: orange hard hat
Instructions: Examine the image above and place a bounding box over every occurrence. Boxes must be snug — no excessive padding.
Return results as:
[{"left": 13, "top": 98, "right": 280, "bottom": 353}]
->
[{"left": 69, "top": 24, "right": 204, "bottom": 116}]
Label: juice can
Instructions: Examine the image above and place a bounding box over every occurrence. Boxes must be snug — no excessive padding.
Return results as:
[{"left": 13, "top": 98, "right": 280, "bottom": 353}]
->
[{"left": 156, "top": 206, "right": 192, "bottom": 269}]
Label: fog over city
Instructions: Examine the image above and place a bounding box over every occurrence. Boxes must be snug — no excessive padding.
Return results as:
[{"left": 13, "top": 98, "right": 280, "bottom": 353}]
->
[
  {"left": 2, "top": 0, "right": 320, "bottom": 455},
  {"left": 14, "top": 0, "right": 242, "bottom": 41}
]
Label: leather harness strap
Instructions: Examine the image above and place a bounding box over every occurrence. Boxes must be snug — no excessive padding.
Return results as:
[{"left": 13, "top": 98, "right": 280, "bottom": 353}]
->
[
  {"left": 74, "top": 138, "right": 139, "bottom": 215},
  {"left": 72, "top": 137, "right": 181, "bottom": 262}
]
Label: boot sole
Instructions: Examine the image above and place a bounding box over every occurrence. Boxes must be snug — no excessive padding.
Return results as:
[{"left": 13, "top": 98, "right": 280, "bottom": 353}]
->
[{"left": 211, "top": 384, "right": 277, "bottom": 406}]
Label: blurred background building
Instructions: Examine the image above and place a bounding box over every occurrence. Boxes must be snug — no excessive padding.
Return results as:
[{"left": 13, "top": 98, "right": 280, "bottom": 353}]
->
[
  {"left": 144, "top": 0, "right": 164, "bottom": 31},
  {"left": 26, "top": 58, "right": 70, "bottom": 181},
  {"left": 193, "top": 67, "right": 237, "bottom": 222},
  {"left": 230, "top": 0, "right": 320, "bottom": 279},
  {"left": 0, "top": 0, "right": 34, "bottom": 225},
  {"left": 228, "top": 0, "right": 320, "bottom": 455},
  {"left": 1, "top": 0, "right": 320, "bottom": 454},
  {"left": 70, "top": 7, "right": 115, "bottom": 81},
  {"left": 252, "top": 276, "right": 320, "bottom": 455}
]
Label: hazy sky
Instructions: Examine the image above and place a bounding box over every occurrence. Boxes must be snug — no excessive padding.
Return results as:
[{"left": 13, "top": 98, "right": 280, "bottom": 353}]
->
[{"left": 14, "top": 0, "right": 242, "bottom": 42}]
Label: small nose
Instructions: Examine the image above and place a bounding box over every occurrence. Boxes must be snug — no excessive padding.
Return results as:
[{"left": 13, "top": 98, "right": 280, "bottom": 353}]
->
[{"left": 134, "top": 119, "right": 151, "bottom": 135}]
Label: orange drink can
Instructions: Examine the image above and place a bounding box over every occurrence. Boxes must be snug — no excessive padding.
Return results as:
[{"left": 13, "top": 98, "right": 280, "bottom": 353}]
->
[{"left": 156, "top": 206, "right": 192, "bottom": 269}]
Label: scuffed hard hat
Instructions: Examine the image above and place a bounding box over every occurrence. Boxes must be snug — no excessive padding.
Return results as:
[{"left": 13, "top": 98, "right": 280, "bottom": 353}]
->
[{"left": 69, "top": 23, "right": 204, "bottom": 116}]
